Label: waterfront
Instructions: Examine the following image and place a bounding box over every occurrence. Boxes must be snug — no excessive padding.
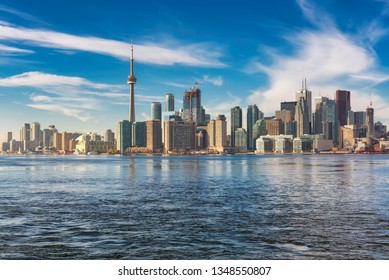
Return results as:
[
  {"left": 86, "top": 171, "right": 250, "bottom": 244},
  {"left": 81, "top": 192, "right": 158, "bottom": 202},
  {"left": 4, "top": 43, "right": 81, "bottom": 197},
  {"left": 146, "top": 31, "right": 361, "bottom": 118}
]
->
[{"left": 0, "top": 154, "right": 388, "bottom": 259}]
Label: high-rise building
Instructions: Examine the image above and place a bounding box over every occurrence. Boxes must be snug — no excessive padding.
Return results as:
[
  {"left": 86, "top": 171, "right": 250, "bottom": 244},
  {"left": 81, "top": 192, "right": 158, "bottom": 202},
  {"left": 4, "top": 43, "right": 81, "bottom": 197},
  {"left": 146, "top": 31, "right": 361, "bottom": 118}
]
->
[
  {"left": 366, "top": 106, "right": 374, "bottom": 151},
  {"left": 183, "top": 85, "right": 201, "bottom": 124},
  {"left": 116, "top": 120, "right": 132, "bottom": 153},
  {"left": 234, "top": 128, "right": 247, "bottom": 152},
  {"left": 314, "top": 97, "right": 338, "bottom": 145},
  {"left": 354, "top": 111, "right": 366, "bottom": 127},
  {"left": 281, "top": 101, "right": 297, "bottom": 117},
  {"left": 295, "top": 96, "right": 310, "bottom": 137},
  {"left": 104, "top": 129, "right": 115, "bottom": 143},
  {"left": 252, "top": 119, "right": 267, "bottom": 149},
  {"left": 166, "top": 93, "right": 175, "bottom": 112},
  {"left": 230, "top": 106, "right": 242, "bottom": 147},
  {"left": 31, "top": 122, "right": 41, "bottom": 146},
  {"left": 53, "top": 132, "right": 62, "bottom": 151},
  {"left": 20, "top": 123, "right": 30, "bottom": 141},
  {"left": 5, "top": 132, "right": 12, "bottom": 142},
  {"left": 132, "top": 122, "right": 147, "bottom": 147},
  {"left": 42, "top": 129, "right": 51, "bottom": 148},
  {"left": 127, "top": 44, "right": 137, "bottom": 122},
  {"left": 336, "top": 89, "right": 351, "bottom": 126},
  {"left": 151, "top": 102, "right": 162, "bottom": 121},
  {"left": 61, "top": 132, "right": 72, "bottom": 153},
  {"left": 247, "top": 104, "right": 260, "bottom": 150},
  {"left": 208, "top": 114, "right": 227, "bottom": 152},
  {"left": 147, "top": 120, "right": 162, "bottom": 152},
  {"left": 164, "top": 120, "right": 196, "bottom": 152},
  {"left": 296, "top": 79, "right": 312, "bottom": 133},
  {"left": 266, "top": 118, "right": 284, "bottom": 135}
]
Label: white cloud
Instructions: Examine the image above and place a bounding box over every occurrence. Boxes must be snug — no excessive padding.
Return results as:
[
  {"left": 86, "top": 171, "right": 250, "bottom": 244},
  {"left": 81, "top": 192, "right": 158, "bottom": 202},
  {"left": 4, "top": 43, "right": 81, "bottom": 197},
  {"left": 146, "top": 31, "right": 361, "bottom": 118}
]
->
[
  {"left": 0, "top": 22, "right": 225, "bottom": 67},
  {"left": 202, "top": 75, "right": 223, "bottom": 86},
  {"left": 247, "top": 0, "right": 389, "bottom": 124},
  {"left": 0, "top": 43, "right": 33, "bottom": 55}
]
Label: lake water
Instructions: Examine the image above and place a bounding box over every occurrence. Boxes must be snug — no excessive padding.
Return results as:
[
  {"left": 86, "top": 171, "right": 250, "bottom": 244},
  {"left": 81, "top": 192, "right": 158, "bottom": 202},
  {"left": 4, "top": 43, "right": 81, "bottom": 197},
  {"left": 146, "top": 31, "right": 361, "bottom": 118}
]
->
[{"left": 0, "top": 154, "right": 388, "bottom": 259}]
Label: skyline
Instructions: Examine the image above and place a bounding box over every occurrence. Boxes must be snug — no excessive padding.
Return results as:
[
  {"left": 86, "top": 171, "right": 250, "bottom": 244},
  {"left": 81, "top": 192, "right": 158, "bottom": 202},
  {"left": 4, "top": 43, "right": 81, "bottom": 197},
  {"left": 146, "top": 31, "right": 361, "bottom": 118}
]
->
[{"left": 1, "top": 0, "right": 389, "bottom": 138}]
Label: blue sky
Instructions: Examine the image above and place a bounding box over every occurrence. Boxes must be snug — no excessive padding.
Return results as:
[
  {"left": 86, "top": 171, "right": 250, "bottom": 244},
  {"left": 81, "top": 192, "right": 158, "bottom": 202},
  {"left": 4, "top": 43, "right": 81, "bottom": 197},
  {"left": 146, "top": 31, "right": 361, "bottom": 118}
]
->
[{"left": 1, "top": 0, "right": 389, "bottom": 139}]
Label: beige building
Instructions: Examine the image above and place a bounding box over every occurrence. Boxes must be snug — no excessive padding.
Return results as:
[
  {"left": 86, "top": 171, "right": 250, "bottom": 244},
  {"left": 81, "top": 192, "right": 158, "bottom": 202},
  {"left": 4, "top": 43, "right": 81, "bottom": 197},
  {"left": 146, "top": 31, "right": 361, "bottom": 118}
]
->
[
  {"left": 341, "top": 125, "right": 357, "bottom": 150},
  {"left": 147, "top": 120, "right": 162, "bottom": 153},
  {"left": 207, "top": 114, "right": 227, "bottom": 152}
]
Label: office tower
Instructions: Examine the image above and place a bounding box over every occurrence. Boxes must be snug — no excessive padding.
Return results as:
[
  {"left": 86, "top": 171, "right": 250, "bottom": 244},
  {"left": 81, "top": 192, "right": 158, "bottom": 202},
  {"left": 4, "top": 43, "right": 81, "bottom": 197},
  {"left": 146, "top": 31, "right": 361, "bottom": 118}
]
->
[
  {"left": 104, "top": 129, "right": 115, "bottom": 143},
  {"left": 183, "top": 85, "right": 201, "bottom": 124},
  {"left": 147, "top": 120, "right": 162, "bottom": 152},
  {"left": 127, "top": 44, "right": 137, "bottom": 122},
  {"left": 247, "top": 104, "right": 260, "bottom": 150},
  {"left": 347, "top": 110, "right": 355, "bottom": 125},
  {"left": 295, "top": 96, "right": 310, "bottom": 137},
  {"left": 53, "top": 132, "right": 62, "bottom": 151},
  {"left": 208, "top": 114, "right": 227, "bottom": 152},
  {"left": 166, "top": 93, "right": 175, "bottom": 112},
  {"left": 230, "top": 106, "right": 242, "bottom": 147},
  {"left": 234, "top": 128, "right": 247, "bottom": 152},
  {"left": 354, "top": 111, "right": 366, "bottom": 127},
  {"left": 132, "top": 122, "right": 147, "bottom": 147},
  {"left": 336, "top": 89, "right": 351, "bottom": 126},
  {"left": 151, "top": 102, "right": 162, "bottom": 121},
  {"left": 42, "top": 129, "right": 51, "bottom": 148},
  {"left": 116, "top": 120, "right": 132, "bottom": 153},
  {"left": 164, "top": 120, "right": 196, "bottom": 152},
  {"left": 266, "top": 118, "right": 284, "bottom": 135},
  {"left": 276, "top": 109, "right": 293, "bottom": 135},
  {"left": 375, "top": 121, "right": 386, "bottom": 137},
  {"left": 31, "top": 122, "right": 41, "bottom": 146},
  {"left": 314, "top": 98, "right": 338, "bottom": 145},
  {"left": 200, "top": 106, "right": 206, "bottom": 124},
  {"left": 366, "top": 106, "right": 374, "bottom": 151},
  {"left": 61, "top": 132, "right": 72, "bottom": 153},
  {"left": 5, "top": 132, "right": 12, "bottom": 142},
  {"left": 252, "top": 119, "right": 267, "bottom": 149},
  {"left": 20, "top": 123, "right": 31, "bottom": 141},
  {"left": 285, "top": 121, "right": 297, "bottom": 137},
  {"left": 296, "top": 79, "right": 312, "bottom": 132},
  {"left": 281, "top": 101, "right": 297, "bottom": 118}
]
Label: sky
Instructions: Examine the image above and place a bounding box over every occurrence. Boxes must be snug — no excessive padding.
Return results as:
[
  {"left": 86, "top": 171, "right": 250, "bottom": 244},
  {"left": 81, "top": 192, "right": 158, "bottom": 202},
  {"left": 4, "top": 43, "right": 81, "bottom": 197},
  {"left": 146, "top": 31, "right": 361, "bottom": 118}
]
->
[{"left": 1, "top": 0, "right": 389, "bottom": 139}]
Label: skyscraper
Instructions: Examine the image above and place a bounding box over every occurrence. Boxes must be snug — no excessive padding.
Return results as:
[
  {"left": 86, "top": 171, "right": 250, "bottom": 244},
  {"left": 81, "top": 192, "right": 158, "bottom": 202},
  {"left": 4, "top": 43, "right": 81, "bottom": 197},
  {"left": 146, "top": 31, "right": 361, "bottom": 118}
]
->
[
  {"left": 127, "top": 44, "right": 137, "bottom": 122},
  {"left": 116, "top": 120, "right": 132, "bottom": 154},
  {"left": 5, "top": 132, "right": 12, "bottom": 142},
  {"left": 165, "top": 93, "right": 175, "bottom": 112},
  {"left": 31, "top": 122, "right": 41, "bottom": 146},
  {"left": 207, "top": 114, "right": 227, "bottom": 152},
  {"left": 247, "top": 104, "right": 259, "bottom": 150},
  {"left": 336, "top": 89, "right": 351, "bottom": 126},
  {"left": 104, "top": 129, "right": 115, "bottom": 143},
  {"left": 132, "top": 122, "right": 147, "bottom": 147},
  {"left": 183, "top": 85, "right": 201, "bottom": 124},
  {"left": 151, "top": 102, "right": 162, "bottom": 121},
  {"left": 230, "top": 106, "right": 242, "bottom": 147},
  {"left": 295, "top": 96, "right": 309, "bottom": 137},
  {"left": 20, "top": 123, "right": 30, "bottom": 141},
  {"left": 366, "top": 106, "right": 374, "bottom": 151},
  {"left": 296, "top": 79, "right": 312, "bottom": 133}
]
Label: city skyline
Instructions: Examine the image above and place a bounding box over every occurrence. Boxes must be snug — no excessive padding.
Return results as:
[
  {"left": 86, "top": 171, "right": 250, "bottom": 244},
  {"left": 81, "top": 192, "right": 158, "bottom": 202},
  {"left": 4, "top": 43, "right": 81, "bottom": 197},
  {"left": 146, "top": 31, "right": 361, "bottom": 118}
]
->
[{"left": 1, "top": 0, "right": 389, "bottom": 138}]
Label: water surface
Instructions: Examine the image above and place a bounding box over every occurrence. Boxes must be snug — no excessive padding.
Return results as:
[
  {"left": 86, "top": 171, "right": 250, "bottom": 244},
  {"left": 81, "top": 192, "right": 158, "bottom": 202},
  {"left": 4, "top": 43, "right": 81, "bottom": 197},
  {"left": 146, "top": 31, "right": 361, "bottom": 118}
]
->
[{"left": 0, "top": 154, "right": 388, "bottom": 259}]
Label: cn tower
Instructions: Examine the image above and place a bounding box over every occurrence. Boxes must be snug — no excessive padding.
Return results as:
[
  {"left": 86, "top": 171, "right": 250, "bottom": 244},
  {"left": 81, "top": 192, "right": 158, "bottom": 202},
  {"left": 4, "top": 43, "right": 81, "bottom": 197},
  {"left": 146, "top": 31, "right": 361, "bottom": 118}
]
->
[{"left": 127, "top": 43, "right": 137, "bottom": 122}]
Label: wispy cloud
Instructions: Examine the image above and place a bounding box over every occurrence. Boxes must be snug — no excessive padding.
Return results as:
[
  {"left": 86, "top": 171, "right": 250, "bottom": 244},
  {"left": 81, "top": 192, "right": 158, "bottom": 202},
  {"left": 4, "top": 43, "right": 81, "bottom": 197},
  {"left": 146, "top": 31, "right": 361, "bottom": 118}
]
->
[
  {"left": 0, "top": 43, "right": 33, "bottom": 55},
  {"left": 0, "top": 21, "right": 226, "bottom": 67},
  {"left": 247, "top": 0, "right": 389, "bottom": 122},
  {"left": 202, "top": 75, "right": 223, "bottom": 86},
  {"left": 0, "top": 72, "right": 124, "bottom": 122}
]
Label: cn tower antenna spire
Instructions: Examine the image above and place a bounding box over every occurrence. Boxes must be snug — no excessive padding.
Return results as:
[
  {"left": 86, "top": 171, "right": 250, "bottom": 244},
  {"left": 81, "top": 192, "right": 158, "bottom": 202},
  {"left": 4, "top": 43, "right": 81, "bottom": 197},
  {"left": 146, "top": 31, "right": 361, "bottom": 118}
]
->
[{"left": 127, "top": 40, "right": 137, "bottom": 122}]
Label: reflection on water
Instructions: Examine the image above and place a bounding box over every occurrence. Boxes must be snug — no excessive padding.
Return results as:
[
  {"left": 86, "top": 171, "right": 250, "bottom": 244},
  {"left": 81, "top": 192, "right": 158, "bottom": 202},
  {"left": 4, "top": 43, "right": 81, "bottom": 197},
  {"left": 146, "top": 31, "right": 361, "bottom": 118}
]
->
[{"left": 0, "top": 154, "right": 388, "bottom": 259}]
